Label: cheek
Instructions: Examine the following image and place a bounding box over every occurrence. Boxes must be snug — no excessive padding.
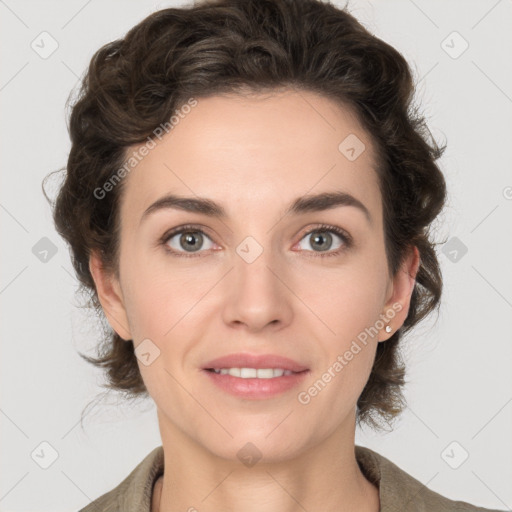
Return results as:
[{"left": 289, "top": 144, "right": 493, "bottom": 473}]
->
[
  {"left": 121, "top": 275, "right": 171, "bottom": 340},
  {"left": 307, "top": 261, "right": 387, "bottom": 337},
  {"left": 299, "top": 259, "right": 386, "bottom": 396},
  {"left": 300, "top": 323, "right": 378, "bottom": 422},
  {"left": 295, "top": 336, "right": 376, "bottom": 442},
  {"left": 119, "top": 247, "right": 201, "bottom": 339}
]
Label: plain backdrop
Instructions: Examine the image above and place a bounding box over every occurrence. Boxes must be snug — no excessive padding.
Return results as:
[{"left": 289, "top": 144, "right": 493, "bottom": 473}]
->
[{"left": 1, "top": 0, "right": 511, "bottom": 511}]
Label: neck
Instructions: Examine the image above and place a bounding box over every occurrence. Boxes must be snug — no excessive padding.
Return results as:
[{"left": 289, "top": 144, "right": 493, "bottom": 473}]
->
[{"left": 153, "top": 410, "right": 380, "bottom": 512}]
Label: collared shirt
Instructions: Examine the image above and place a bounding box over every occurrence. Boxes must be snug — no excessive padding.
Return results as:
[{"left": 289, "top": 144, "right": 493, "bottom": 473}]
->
[{"left": 78, "top": 445, "right": 504, "bottom": 511}]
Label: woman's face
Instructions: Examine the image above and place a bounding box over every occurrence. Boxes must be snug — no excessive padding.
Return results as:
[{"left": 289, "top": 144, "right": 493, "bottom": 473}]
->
[{"left": 91, "top": 89, "right": 417, "bottom": 462}]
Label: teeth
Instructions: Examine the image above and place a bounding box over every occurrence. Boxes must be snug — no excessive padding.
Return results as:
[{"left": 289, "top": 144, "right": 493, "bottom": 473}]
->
[{"left": 212, "top": 368, "right": 294, "bottom": 378}]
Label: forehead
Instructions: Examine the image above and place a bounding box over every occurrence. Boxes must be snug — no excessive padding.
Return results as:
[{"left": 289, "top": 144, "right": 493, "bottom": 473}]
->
[{"left": 119, "top": 89, "right": 382, "bottom": 227}]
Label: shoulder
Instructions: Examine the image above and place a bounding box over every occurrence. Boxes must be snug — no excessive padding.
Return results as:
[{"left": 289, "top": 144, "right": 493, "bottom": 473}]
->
[
  {"left": 355, "top": 445, "right": 505, "bottom": 512},
  {"left": 78, "top": 445, "right": 164, "bottom": 512}
]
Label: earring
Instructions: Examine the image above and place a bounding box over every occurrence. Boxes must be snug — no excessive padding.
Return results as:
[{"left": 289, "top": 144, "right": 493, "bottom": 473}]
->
[{"left": 385, "top": 325, "right": 392, "bottom": 333}]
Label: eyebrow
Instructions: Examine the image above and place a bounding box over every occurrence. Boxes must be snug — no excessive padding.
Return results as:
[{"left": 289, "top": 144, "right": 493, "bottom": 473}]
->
[{"left": 140, "top": 190, "right": 372, "bottom": 226}]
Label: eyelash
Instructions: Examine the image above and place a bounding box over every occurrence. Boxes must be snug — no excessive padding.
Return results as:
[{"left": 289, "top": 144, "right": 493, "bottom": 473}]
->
[{"left": 159, "top": 223, "right": 353, "bottom": 259}]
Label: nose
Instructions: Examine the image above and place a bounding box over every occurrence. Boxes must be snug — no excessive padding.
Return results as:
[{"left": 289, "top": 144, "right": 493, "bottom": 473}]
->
[{"left": 221, "top": 241, "right": 293, "bottom": 333}]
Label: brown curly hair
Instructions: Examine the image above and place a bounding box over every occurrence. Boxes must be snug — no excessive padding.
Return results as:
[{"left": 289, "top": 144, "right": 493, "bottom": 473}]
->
[{"left": 43, "top": 0, "right": 447, "bottom": 431}]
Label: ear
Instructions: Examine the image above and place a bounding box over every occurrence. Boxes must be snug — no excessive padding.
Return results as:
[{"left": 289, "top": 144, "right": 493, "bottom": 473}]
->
[
  {"left": 379, "top": 245, "right": 420, "bottom": 342},
  {"left": 88, "top": 249, "right": 132, "bottom": 341}
]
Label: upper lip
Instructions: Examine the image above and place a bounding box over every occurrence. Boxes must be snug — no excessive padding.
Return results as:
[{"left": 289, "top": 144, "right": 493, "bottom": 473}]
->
[{"left": 202, "top": 353, "right": 309, "bottom": 373}]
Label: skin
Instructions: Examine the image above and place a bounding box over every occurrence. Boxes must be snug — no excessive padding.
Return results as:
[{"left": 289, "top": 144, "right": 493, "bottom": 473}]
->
[{"left": 89, "top": 88, "right": 419, "bottom": 512}]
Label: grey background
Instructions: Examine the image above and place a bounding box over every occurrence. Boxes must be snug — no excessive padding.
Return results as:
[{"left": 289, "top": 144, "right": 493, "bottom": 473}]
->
[{"left": 0, "top": 0, "right": 511, "bottom": 510}]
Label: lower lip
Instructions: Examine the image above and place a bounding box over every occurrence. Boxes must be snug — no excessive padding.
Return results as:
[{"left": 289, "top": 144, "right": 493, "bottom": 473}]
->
[{"left": 202, "top": 369, "right": 310, "bottom": 399}]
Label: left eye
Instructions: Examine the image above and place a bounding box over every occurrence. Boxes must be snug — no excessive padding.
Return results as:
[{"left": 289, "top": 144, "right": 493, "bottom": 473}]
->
[{"left": 295, "top": 227, "right": 349, "bottom": 255}]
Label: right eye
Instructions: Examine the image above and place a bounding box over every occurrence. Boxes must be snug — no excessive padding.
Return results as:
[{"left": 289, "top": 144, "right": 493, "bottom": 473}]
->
[{"left": 161, "top": 225, "right": 217, "bottom": 257}]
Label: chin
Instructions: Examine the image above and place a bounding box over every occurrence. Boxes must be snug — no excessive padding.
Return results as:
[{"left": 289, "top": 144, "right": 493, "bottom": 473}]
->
[{"left": 200, "top": 425, "right": 311, "bottom": 466}]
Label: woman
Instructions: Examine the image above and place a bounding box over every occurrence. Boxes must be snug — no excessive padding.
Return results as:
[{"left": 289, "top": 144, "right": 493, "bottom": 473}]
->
[{"left": 45, "top": 0, "right": 505, "bottom": 510}]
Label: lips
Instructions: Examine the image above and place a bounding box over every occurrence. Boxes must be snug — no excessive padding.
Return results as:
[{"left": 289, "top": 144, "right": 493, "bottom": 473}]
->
[
  {"left": 202, "top": 353, "right": 309, "bottom": 373},
  {"left": 202, "top": 353, "right": 310, "bottom": 399}
]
